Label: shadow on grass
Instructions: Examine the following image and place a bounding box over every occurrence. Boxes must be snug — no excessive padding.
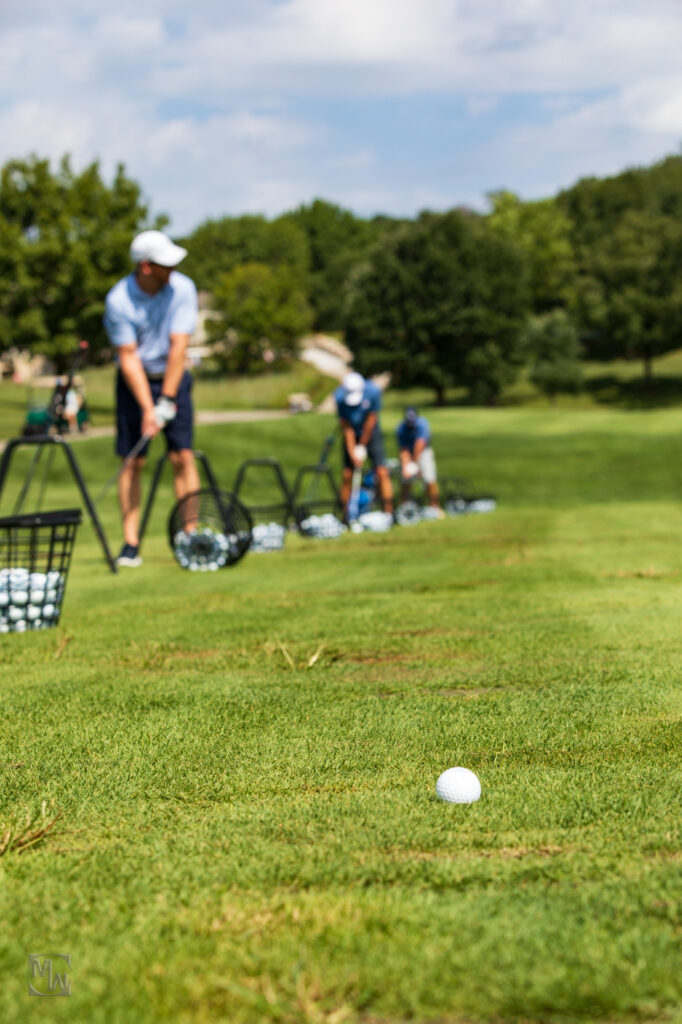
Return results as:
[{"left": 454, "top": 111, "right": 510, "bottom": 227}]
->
[
  {"left": 388, "top": 374, "right": 682, "bottom": 412},
  {"left": 584, "top": 374, "right": 682, "bottom": 408}
]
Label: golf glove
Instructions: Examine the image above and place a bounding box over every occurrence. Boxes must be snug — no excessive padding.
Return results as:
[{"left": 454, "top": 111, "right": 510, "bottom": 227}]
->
[
  {"left": 154, "top": 395, "right": 177, "bottom": 427},
  {"left": 404, "top": 460, "right": 419, "bottom": 479},
  {"left": 354, "top": 443, "right": 367, "bottom": 463}
]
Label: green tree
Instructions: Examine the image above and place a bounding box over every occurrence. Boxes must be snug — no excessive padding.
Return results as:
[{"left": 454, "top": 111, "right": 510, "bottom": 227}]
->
[
  {"left": 521, "top": 309, "right": 583, "bottom": 402},
  {"left": 180, "top": 215, "right": 310, "bottom": 295},
  {"left": 0, "top": 155, "right": 157, "bottom": 368},
  {"left": 285, "top": 200, "right": 398, "bottom": 331},
  {"left": 557, "top": 155, "right": 682, "bottom": 377},
  {"left": 571, "top": 209, "right": 682, "bottom": 378},
  {"left": 208, "top": 262, "right": 313, "bottom": 374},
  {"left": 344, "top": 209, "right": 528, "bottom": 405},
  {"left": 487, "top": 190, "right": 577, "bottom": 313}
]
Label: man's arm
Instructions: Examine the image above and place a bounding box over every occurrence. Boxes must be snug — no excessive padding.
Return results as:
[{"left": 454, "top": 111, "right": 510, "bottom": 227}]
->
[
  {"left": 340, "top": 421, "right": 357, "bottom": 461},
  {"left": 358, "top": 412, "right": 377, "bottom": 448},
  {"left": 162, "top": 332, "right": 190, "bottom": 399},
  {"left": 118, "top": 344, "right": 159, "bottom": 440}
]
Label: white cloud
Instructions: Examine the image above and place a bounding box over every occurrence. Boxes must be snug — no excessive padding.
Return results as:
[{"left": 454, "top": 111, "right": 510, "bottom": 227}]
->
[{"left": 1, "top": 1, "right": 682, "bottom": 228}]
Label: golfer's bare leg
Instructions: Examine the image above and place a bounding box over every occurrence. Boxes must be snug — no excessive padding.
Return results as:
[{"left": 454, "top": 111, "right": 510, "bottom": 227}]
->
[
  {"left": 169, "top": 449, "right": 201, "bottom": 531},
  {"left": 376, "top": 465, "right": 394, "bottom": 514},
  {"left": 427, "top": 482, "right": 441, "bottom": 508},
  {"left": 168, "top": 449, "right": 200, "bottom": 501},
  {"left": 119, "top": 456, "right": 146, "bottom": 546},
  {"left": 340, "top": 467, "right": 353, "bottom": 508}
]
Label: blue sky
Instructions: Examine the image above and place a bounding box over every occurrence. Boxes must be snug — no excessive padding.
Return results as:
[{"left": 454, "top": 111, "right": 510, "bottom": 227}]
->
[{"left": 2, "top": 0, "right": 682, "bottom": 234}]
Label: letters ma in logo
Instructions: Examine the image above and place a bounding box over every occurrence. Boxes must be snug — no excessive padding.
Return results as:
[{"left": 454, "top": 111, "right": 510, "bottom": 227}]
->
[{"left": 28, "top": 953, "right": 71, "bottom": 996}]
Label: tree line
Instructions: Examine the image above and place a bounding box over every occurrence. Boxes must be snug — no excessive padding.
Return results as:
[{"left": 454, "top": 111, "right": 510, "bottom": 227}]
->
[{"left": 2, "top": 152, "right": 682, "bottom": 402}]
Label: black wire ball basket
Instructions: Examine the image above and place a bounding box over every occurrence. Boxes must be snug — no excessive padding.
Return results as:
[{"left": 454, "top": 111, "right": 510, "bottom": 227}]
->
[
  {"left": 168, "top": 489, "right": 253, "bottom": 571},
  {"left": 0, "top": 508, "right": 81, "bottom": 633}
]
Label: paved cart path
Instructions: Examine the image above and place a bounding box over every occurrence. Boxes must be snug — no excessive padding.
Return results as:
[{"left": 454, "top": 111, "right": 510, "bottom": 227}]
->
[{"left": 0, "top": 408, "right": 296, "bottom": 453}]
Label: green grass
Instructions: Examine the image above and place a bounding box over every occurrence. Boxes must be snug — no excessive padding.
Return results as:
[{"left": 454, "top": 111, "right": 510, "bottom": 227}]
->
[
  {"left": 6, "top": 343, "right": 682, "bottom": 443},
  {"left": 0, "top": 409, "right": 681, "bottom": 1023},
  {"left": 0, "top": 361, "right": 337, "bottom": 440}
]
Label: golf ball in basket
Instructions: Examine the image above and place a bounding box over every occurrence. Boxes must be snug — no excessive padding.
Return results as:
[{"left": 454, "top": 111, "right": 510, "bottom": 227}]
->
[{"left": 436, "top": 767, "right": 481, "bottom": 804}]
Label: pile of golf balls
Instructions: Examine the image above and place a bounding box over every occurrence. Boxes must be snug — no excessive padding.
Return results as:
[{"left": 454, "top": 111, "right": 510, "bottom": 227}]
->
[
  {"left": 0, "top": 568, "right": 64, "bottom": 633},
  {"left": 299, "top": 513, "right": 347, "bottom": 539},
  {"left": 250, "top": 521, "right": 286, "bottom": 553},
  {"left": 444, "top": 497, "right": 497, "bottom": 517},
  {"left": 435, "top": 767, "right": 481, "bottom": 804},
  {"left": 172, "top": 528, "right": 236, "bottom": 571},
  {"left": 395, "top": 501, "right": 423, "bottom": 526},
  {"left": 467, "top": 498, "right": 497, "bottom": 514},
  {"left": 356, "top": 510, "right": 393, "bottom": 533},
  {"left": 444, "top": 497, "right": 468, "bottom": 517}
]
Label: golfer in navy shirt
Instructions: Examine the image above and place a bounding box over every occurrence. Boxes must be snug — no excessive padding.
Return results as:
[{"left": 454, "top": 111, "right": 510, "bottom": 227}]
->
[
  {"left": 396, "top": 407, "right": 443, "bottom": 513},
  {"left": 334, "top": 372, "right": 393, "bottom": 515}
]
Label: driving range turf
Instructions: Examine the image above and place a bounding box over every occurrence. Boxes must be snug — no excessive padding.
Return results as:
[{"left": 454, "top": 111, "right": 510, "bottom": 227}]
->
[{"left": 1, "top": 407, "right": 681, "bottom": 1023}]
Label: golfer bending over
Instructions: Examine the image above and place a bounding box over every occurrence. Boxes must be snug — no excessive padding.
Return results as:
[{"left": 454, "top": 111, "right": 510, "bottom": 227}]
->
[
  {"left": 335, "top": 371, "right": 393, "bottom": 517},
  {"left": 397, "top": 406, "right": 443, "bottom": 515},
  {"left": 104, "top": 230, "right": 200, "bottom": 567}
]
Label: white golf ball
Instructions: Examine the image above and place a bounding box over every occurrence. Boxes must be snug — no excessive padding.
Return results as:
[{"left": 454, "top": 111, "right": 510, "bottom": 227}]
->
[
  {"left": 435, "top": 767, "right": 481, "bottom": 804},
  {"left": 10, "top": 589, "right": 28, "bottom": 606}
]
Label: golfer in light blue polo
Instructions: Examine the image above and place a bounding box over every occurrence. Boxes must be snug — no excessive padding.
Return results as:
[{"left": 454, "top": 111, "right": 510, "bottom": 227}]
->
[{"left": 104, "top": 230, "right": 200, "bottom": 567}]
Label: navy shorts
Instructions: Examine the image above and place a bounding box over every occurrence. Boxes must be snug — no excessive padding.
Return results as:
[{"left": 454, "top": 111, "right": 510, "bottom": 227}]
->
[
  {"left": 116, "top": 369, "right": 194, "bottom": 457},
  {"left": 342, "top": 425, "right": 386, "bottom": 470}
]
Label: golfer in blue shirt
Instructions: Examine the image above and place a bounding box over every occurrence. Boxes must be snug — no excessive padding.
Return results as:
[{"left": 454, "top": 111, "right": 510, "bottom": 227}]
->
[
  {"left": 335, "top": 372, "right": 394, "bottom": 517},
  {"left": 104, "top": 230, "right": 200, "bottom": 567},
  {"left": 396, "top": 407, "right": 443, "bottom": 514}
]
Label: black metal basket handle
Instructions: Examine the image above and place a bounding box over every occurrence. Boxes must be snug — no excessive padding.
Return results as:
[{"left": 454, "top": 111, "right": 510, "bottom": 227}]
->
[{"left": 232, "top": 457, "right": 298, "bottom": 525}]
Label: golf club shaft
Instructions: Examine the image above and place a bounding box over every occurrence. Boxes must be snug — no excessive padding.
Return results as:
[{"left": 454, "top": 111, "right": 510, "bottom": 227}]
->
[
  {"left": 347, "top": 466, "right": 362, "bottom": 521},
  {"left": 95, "top": 432, "right": 152, "bottom": 504}
]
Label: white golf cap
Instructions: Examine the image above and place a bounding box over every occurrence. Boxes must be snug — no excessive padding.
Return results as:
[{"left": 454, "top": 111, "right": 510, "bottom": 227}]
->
[
  {"left": 342, "top": 371, "right": 365, "bottom": 406},
  {"left": 130, "top": 230, "right": 187, "bottom": 267}
]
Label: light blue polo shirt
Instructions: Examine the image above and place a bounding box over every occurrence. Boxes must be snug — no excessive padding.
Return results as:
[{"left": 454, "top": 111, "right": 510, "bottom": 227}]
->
[
  {"left": 396, "top": 416, "right": 431, "bottom": 455},
  {"left": 104, "top": 271, "right": 198, "bottom": 375},
  {"left": 335, "top": 380, "right": 382, "bottom": 437}
]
